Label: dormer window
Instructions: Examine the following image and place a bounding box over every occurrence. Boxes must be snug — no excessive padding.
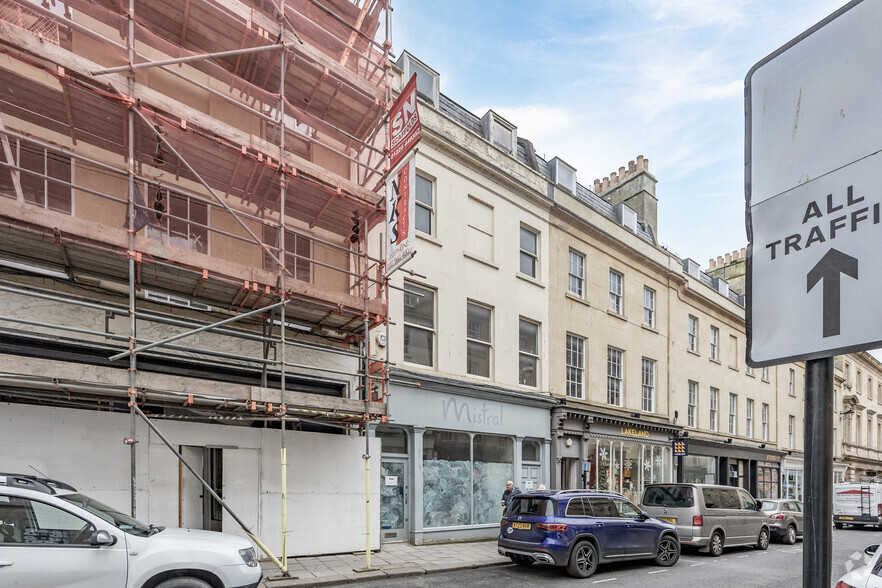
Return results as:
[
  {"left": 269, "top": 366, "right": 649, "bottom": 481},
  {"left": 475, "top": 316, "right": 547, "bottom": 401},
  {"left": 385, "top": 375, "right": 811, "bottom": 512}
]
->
[
  {"left": 395, "top": 52, "right": 439, "bottom": 108},
  {"left": 549, "top": 157, "right": 576, "bottom": 193},
  {"left": 481, "top": 110, "right": 516, "bottom": 154}
]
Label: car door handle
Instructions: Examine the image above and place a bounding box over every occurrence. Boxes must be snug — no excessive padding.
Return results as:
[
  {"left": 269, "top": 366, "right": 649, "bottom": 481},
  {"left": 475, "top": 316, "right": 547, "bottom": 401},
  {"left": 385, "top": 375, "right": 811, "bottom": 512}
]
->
[
  {"left": 596, "top": 523, "right": 604, "bottom": 527},
  {"left": 0, "top": 561, "right": 12, "bottom": 568}
]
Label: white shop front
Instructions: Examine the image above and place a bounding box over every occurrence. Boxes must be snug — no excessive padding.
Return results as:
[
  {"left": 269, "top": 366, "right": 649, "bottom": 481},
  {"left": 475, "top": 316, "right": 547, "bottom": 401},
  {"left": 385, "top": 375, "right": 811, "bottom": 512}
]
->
[{"left": 378, "top": 370, "right": 555, "bottom": 545}]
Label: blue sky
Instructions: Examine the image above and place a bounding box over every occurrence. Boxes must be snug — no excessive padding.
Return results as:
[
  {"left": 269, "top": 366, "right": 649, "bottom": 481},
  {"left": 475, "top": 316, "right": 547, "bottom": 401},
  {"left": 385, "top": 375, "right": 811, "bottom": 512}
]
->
[{"left": 392, "top": 0, "right": 848, "bottom": 268}]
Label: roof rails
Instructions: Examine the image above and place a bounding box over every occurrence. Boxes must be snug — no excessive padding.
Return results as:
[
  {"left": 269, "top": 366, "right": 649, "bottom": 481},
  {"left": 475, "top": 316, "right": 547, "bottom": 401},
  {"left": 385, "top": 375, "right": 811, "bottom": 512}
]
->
[
  {"left": 555, "top": 489, "right": 626, "bottom": 498},
  {"left": 0, "top": 473, "right": 77, "bottom": 495}
]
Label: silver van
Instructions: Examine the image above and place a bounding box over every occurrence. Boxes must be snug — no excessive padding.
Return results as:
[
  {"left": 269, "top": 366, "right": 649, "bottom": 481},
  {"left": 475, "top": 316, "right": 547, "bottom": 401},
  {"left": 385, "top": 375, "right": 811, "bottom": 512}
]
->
[{"left": 641, "top": 483, "right": 770, "bottom": 556}]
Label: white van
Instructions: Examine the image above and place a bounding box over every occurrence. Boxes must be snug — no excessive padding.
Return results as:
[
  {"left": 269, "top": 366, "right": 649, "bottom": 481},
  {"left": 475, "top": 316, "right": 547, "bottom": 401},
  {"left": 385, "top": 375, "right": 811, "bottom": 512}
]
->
[{"left": 833, "top": 481, "right": 882, "bottom": 529}]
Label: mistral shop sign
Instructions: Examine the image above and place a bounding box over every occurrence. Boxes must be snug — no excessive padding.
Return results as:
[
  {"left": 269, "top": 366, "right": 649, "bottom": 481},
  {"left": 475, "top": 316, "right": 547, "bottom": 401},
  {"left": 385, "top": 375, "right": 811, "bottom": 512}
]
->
[
  {"left": 745, "top": 0, "right": 882, "bottom": 365},
  {"left": 385, "top": 74, "right": 421, "bottom": 276}
]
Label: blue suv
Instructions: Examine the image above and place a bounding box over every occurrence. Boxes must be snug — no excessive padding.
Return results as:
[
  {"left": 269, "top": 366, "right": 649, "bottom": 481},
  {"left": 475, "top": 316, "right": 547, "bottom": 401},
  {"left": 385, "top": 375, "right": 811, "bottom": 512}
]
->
[{"left": 498, "top": 489, "right": 680, "bottom": 578}]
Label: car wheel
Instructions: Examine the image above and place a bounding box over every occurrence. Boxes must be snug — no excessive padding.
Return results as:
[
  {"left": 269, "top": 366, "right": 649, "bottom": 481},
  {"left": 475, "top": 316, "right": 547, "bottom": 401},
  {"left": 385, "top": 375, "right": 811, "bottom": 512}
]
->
[
  {"left": 834, "top": 522, "right": 843, "bottom": 529},
  {"left": 708, "top": 531, "right": 724, "bottom": 557},
  {"left": 655, "top": 535, "right": 680, "bottom": 566},
  {"left": 756, "top": 527, "right": 770, "bottom": 550},
  {"left": 566, "top": 541, "right": 598, "bottom": 579},
  {"left": 784, "top": 525, "right": 797, "bottom": 545},
  {"left": 156, "top": 578, "right": 212, "bottom": 588},
  {"left": 509, "top": 554, "right": 533, "bottom": 567}
]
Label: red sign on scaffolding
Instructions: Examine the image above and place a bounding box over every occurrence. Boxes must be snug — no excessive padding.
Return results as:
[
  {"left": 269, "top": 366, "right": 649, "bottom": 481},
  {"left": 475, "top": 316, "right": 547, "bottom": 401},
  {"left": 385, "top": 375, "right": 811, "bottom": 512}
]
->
[
  {"left": 385, "top": 153, "right": 416, "bottom": 276},
  {"left": 389, "top": 74, "right": 421, "bottom": 170}
]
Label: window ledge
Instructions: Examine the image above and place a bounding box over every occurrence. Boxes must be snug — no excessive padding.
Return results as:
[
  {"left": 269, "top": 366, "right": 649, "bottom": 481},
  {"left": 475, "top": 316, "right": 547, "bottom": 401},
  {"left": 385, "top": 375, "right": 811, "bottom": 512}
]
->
[
  {"left": 709, "top": 357, "right": 722, "bottom": 365},
  {"left": 416, "top": 232, "right": 443, "bottom": 247},
  {"left": 746, "top": 372, "right": 756, "bottom": 378},
  {"left": 462, "top": 251, "right": 498, "bottom": 269},
  {"left": 516, "top": 272, "right": 546, "bottom": 289},
  {"left": 565, "top": 292, "right": 590, "bottom": 307},
  {"left": 729, "top": 365, "right": 740, "bottom": 372},
  {"left": 607, "top": 310, "right": 627, "bottom": 322},
  {"left": 687, "top": 348, "right": 701, "bottom": 357},
  {"left": 642, "top": 324, "right": 658, "bottom": 334}
]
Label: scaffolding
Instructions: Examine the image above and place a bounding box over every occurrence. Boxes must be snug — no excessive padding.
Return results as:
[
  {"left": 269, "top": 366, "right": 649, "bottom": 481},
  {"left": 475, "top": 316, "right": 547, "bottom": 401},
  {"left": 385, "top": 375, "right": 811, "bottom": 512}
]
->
[{"left": 0, "top": 0, "right": 392, "bottom": 574}]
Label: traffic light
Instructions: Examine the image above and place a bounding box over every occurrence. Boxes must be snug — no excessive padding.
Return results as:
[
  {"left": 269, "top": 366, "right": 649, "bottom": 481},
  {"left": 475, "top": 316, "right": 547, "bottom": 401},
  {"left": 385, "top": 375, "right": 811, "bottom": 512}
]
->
[{"left": 349, "top": 210, "right": 360, "bottom": 243}]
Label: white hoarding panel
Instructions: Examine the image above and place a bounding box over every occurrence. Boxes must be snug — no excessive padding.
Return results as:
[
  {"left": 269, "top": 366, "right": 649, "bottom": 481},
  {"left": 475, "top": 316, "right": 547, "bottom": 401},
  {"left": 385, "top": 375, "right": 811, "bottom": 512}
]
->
[{"left": 746, "top": 0, "right": 882, "bottom": 365}]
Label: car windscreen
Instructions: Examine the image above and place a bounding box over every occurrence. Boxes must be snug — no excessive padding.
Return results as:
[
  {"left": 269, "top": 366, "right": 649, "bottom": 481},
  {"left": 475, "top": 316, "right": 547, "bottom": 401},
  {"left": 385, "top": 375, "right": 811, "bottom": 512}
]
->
[
  {"left": 761, "top": 501, "right": 778, "bottom": 511},
  {"left": 508, "top": 496, "right": 554, "bottom": 517},
  {"left": 642, "top": 485, "right": 694, "bottom": 508},
  {"left": 58, "top": 493, "right": 151, "bottom": 537}
]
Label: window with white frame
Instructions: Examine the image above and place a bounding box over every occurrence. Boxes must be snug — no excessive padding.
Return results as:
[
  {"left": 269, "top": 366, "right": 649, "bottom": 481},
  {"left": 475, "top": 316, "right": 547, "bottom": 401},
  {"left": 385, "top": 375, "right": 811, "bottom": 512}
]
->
[
  {"left": 262, "top": 225, "right": 313, "bottom": 280},
  {"left": 641, "top": 358, "right": 656, "bottom": 412},
  {"left": 607, "top": 347, "right": 623, "bottom": 406},
  {"left": 466, "top": 302, "right": 492, "bottom": 377},
  {"left": 688, "top": 381, "right": 698, "bottom": 428},
  {"left": 869, "top": 376, "right": 874, "bottom": 401},
  {"left": 0, "top": 139, "right": 73, "bottom": 214},
  {"left": 566, "top": 334, "right": 585, "bottom": 399},
  {"left": 688, "top": 315, "right": 698, "bottom": 352},
  {"left": 643, "top": 287, "right": 655, "bottom": 328},
  {"left": 415, "top": 173, "right": 434, "bottom": 235},
  {"left": 147, "top": 186, "right": 208, "bottom": 253},
  {"left": 789, "top": 415, "right": 795, "bottom": 448},
  {"left": 710, "top": 326, "right": 720, "bottom": 360},
  {"left": 518, "top": 319, "right": 539, "bottom": 387},
  {"left": 403, "top": 283, "right": 435, "bottom": 366},
  {"left": 519, "top": 226, "right": 538, "bottom": 278},
  {"left": 762, "top": 367, "right": 769, "bottom": 381},
  {"left": 747, "top": 365, "right": 754, "bottom": 376},
  {"left": 568, "top": 250, "right": 585, "bottom": 298},
  {"left": 729, "top": 393, "right": 737, "bottom": 435},
  {"left": 710, "top": 387, "right": 719, "bottom": 432},
  {"left": 789, "top": 368, "right": 796, "bottom": 396},
  {"left": 857, "top": 370, "right": 863, "bottom": 394},
  {"left": 609, "top": 270, "right": 623, "bottom": 314},
  {"left": 762, "top": 403, "right": 769, "bottom": 441},
  {"left": 747, "top": 399, "right": 754, "bottom": 438}
]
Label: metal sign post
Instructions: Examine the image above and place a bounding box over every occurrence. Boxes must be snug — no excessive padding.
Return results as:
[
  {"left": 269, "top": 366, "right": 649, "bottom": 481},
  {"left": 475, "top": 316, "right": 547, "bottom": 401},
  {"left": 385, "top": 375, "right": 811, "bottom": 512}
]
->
[{"left": 804, "top": 357, "right": 833, "bottom": 587}]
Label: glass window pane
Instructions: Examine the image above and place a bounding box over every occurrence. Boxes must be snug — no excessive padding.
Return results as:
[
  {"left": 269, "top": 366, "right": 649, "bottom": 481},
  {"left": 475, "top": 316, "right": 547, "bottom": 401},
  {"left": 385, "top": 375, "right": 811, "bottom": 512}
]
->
[
  {"left": 519, "top": 227, "right": 536, "bottom": 255},
  {"left": 467, "top": 304, "right": 491, "bottom": 343},
  {"left": 519, "top": 354, "right": 537, "bottom": 387},
  {"left": 519, "top": 321, "right": 538, "bottom": 354},
  {"left": 415, "top": 174, "right": 433, "bottom": 206},
  {"left": 519, "top": 252, "right": 536, "bottom": 276},
  {"left": 415, "top": 204, "right": 431, "bottom": 234},
  {"left": 522, "top": 440, "right": 540, "bottom": 462},
  {"left": 467, "top": 341, "right": 490, "bottom": 377},
  {"left": 404, "top": 284, "right": 434, "bottom": 328},
  {"left": 404, "top": 325, "right": 433, "bottom": 366},
  {"left": 376, "top": 427, "right": 408, "bottom": 453},
  {"left": 473, "top": 435, "right": 513, "bottom": 524},
  {"left": 423, "top": 431, "right": 471, "bottom": 527}
]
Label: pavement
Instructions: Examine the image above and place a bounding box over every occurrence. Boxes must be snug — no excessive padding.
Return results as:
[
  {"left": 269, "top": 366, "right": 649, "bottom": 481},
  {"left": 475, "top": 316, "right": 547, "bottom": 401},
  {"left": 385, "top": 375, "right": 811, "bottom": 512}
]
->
[{"left": 258, "top": 539, "right": 506, "bottom": 587}]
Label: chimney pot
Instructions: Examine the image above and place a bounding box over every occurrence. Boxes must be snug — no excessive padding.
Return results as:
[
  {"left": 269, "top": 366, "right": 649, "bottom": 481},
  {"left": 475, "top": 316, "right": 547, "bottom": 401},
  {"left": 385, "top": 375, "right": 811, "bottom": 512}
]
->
[
  {"left": 717, "top": 256, "right": 724, "bottom": 265},
  {"left": 618, "top": 166, "right": 626, "bottom": 177},
  {"left": 610, "top": 172, "right": 618, "bottom": 183},
  {"left": 636, "top": 155, "right": 645, "bottom": 169},
  {"left": 709, "top": 259, "right": 716, "bottom": 269},
  {"left": 628, "top": 160, "right": 636, "bottom": 173},
  {"left": 643, "top": 157, "right": 649, "bottom": 169},
  {"left": 741, "top": 247, "right": 746, "bottom": 258},
  {"left": 725, "top": 253, "right": 732, "bottom": 263},
  {"left": 594, "top": 179, "right": 601, "bottom": 192}
]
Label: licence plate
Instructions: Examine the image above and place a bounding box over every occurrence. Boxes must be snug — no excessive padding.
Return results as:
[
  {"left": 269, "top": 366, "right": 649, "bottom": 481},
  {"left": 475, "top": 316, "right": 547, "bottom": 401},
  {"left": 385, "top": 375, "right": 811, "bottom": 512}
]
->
[
  {"left": 658, "top": 517, "right": 676, "bottom": 524},
  {"left": 840, "top": 516, "right": 854, "bottom": 520},
  {"left": 512, "top": 522, "right": 531, "bottom": 530}
]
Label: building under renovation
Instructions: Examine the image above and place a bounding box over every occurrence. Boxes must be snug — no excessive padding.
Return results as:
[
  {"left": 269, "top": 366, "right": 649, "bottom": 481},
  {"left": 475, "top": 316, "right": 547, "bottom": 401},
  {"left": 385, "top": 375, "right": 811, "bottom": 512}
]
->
[{"left": 0, "top": 0, "right": 392, "bottom": 559}]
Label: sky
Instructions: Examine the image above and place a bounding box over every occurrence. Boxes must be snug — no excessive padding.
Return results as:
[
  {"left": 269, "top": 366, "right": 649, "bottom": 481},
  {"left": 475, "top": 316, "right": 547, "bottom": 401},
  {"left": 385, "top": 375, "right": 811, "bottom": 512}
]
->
[{"left": 391, "top": 0, "right": 849, "bottom": 268}]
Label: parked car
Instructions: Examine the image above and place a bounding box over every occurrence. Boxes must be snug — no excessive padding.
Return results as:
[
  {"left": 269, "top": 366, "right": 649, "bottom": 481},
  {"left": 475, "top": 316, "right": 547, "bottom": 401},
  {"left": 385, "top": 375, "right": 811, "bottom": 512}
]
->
[
  {"left": 497, "top": 489, "right": 680, "bottom": 579},
  {"left": 761, "top": 499, "right": 804, "bottom": 544},
  {"left": 640, "top": 483, "right": 770, "bottom": 556},
  {"left": 0, "top": 473, "right": 262, "bottom": 588},
  {"left": 835, "top": 543, "right": 882, "bottom": 588}
]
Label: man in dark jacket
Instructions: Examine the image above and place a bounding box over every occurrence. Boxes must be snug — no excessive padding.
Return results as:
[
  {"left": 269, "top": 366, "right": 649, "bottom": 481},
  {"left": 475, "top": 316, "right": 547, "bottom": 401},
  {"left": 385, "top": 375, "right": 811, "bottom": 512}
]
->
[{"left": 501, "top": 480, "right": 520, "bottom": 514}]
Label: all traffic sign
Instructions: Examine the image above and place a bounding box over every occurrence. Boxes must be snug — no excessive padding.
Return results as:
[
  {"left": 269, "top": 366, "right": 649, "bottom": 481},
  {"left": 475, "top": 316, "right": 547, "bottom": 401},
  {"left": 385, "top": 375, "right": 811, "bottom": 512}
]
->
[{"left": 746, "top": 0, "right": 882, "bottom": 366}]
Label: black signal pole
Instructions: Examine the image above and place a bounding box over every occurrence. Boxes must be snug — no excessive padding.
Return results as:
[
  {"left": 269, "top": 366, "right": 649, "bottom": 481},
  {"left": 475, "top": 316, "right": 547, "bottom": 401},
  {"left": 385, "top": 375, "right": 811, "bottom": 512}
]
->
[{"left": 803, "top": 357, "right": 833, "bottom": 587}]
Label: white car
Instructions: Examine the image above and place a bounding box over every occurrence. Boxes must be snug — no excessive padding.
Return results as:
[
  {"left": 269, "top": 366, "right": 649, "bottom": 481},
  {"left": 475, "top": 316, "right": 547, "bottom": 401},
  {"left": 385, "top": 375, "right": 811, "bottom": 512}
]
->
[
  {"left": 0, "top": 473, "right": 262, "bottom": 588},
  {"left": 836, "top": 544, "right": 882, "bottom": 588}
]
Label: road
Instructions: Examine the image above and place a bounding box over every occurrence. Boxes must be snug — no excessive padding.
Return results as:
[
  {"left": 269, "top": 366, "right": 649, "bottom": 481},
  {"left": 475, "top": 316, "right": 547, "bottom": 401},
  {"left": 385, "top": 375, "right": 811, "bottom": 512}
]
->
[{"left": 355, "top": 528, "right": 882, "bottom": 587}]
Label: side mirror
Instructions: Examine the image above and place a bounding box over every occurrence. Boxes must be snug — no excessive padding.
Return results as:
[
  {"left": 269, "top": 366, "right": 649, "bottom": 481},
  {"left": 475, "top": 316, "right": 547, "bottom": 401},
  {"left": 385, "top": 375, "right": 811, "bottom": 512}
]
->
[
  {"left": 755, "top": 500, "right": 763, "bottom": 510},
  {"left": 640, "top": 511, "right": 651, "bottom": 520},
  {"left": 865, "top": 544, "right": 879, "bottom": 556},
  {"left": 90, "top": 530, "right": 117, "bottom": 547}
]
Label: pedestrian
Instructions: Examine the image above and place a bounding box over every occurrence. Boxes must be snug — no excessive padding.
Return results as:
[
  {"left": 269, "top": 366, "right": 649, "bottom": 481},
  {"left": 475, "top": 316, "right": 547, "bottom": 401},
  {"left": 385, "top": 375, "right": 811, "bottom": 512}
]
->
[{"left": 501, "top": 480, "right": 520, "bottom": 514}]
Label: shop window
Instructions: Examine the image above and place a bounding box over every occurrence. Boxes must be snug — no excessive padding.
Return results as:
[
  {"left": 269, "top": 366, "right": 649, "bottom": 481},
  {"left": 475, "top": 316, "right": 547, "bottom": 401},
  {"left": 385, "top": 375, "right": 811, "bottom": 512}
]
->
[
  {"left": 421, "top": 430, "right": 513, "bottom": 528},
  {"left": 682, "top": 455, "right": 716, "bottom": 484},
  {"left": 403, "top": 282, "right": 435, "bottom": 367}
]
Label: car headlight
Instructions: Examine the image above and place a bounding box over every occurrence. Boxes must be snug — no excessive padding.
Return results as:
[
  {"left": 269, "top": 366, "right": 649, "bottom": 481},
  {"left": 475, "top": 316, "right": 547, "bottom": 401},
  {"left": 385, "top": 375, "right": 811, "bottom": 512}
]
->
[{"left": 239, "top": 547, "right": 258, "bottom": 568}]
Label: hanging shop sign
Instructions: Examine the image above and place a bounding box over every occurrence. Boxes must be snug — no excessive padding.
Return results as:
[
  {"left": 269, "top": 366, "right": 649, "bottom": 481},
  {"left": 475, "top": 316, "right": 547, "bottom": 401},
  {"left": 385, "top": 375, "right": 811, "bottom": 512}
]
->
[
  {"left": 385, "top": 153, "right": 416, "bottom": 276},
  {"left": 389, "top": 73, "right": 421, "bottom": 170},
  {"left": 672, "top": 439, "right": 688, "bottom": 457}
]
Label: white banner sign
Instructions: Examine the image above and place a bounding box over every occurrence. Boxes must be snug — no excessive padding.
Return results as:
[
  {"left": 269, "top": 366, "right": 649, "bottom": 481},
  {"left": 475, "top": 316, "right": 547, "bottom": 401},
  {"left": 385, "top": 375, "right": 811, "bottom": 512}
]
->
[{"left": 385, "top": 154, "right": 416, "bottom": 276}]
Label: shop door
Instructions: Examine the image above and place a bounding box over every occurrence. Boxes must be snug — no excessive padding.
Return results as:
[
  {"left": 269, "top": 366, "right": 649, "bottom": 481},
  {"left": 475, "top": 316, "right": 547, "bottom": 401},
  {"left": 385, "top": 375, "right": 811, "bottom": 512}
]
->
[
  {"left": 521, "top": 462, "right": 540, "bottom": 491},
  {"left": 380, "top": 458, "right": 408, "bottom": 543}
]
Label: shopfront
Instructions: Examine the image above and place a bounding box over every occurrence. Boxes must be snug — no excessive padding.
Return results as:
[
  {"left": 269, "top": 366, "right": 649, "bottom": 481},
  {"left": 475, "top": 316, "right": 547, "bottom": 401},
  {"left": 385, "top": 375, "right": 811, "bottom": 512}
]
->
[
  {"left": 680, "top": 439, "right": 785, "bottom": 498},
  {"left": 781, "top": 453, "right": 805, "bottom": 501},
  {"left": 551, "top": 409, "right": 679, "bottom": 504},
  {"left": 382, "top": 371, "right": 555, "bottom": 545}
]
